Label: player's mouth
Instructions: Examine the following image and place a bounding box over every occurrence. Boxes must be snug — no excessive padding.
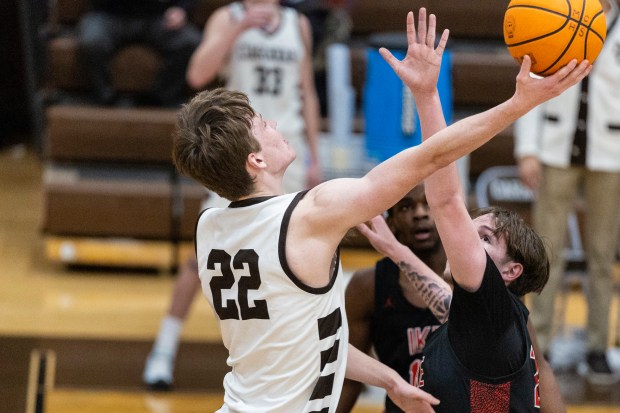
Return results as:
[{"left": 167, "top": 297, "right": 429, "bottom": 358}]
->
[{"left": 413, "top": 228, "right": 431, "bottom": 241}]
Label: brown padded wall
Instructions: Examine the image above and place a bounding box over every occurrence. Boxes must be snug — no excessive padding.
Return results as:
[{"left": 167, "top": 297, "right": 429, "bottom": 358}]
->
[
  {"left": 349, "top": 0, "right": 509, "bottom": 39},
  {"left": 42, "top": 165, "right": 205, "bottom": 240},
  {"left": 43, "top": 179, "right": 173, "bottom": 239},
  {"left": 469, "top": 126, "right": 516, "bottom": 179},
  {"left": 180, "top": 185, "right": 207, "bottom": 240},
  {"left": 45, "top": 105, "right": 177, "bottom": 163},
  {"left": 451, "top": 47, "right": 520, "bottom": 107},
  {"left": 51, "top": 0, "right": 508, "bottom": 38},
  {"left": 50, "top": 0, "right": 226, "bottom": 27}
]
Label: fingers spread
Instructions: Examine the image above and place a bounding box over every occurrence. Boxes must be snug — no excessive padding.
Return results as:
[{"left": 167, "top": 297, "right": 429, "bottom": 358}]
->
[
  {"left": 436, "top": 29, "right": 449, "bottom": 55},
  {"left": 417, "top": 8, "right": 427, "bottom": 44},
  {"left": 406, "top": 11, "right": 417, "bottom": 45},
  {"left": 379, "top": 47, "right": 400, "bottom": 72},
  {"left": 427, "top": 13, "right": 436, "bottom": 47}
]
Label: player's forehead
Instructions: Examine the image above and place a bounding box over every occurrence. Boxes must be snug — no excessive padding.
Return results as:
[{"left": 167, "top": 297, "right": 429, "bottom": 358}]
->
[
  {"left": 473, "top": 213, "right": 496, "bottom": 230},
  {"left": 404, "top": 185, "right": 427, "bottom": 203}
]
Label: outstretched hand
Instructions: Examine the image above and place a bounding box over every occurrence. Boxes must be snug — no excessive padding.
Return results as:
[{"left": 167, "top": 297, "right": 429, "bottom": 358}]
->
[
  {"left": 356, "top": 215, "right": 401, "bottom": 258},
  {"left": 512, "top": 55, "right": 592, "bottom": 112},
  {"left": 379, "top": 8, "right": 450, "bottom": 95}
]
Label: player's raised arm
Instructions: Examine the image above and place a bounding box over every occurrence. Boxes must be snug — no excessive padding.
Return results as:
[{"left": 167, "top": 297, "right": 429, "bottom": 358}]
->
[{"left": 297, "top": 9, "right": 591, "bottom": 254}]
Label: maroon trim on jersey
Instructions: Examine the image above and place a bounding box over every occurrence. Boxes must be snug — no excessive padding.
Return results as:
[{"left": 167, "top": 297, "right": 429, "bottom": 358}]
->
[{"left": 278, "top": 190, "right": 341, "bottom": 294}]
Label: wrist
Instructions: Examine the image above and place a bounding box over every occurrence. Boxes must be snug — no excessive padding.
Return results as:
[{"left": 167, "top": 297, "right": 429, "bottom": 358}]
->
[
  {"left": 413, "top": 88, "right": 440, "bottom": 103},
  {"left": 387, "top": 242, "right": 410, "bottom": 262},
  {"left": 381, "top": 368, "right": 402, "bottom": 394}
]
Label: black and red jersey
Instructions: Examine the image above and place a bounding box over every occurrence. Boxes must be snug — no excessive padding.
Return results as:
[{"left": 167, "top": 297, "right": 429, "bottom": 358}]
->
[
  {"left": 419, "top": 254, "right": 541, "bottom": 412},
  {"left": 371, "top": 258, "right": 442, "bottom": 412}
]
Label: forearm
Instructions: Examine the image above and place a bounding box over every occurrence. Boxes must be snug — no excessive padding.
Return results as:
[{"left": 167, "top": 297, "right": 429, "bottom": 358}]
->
[
  {"left": 186, "top": 18, "right": 242, "bottom": 89},
  {"left": 415, "top": 89, "right": 461, "bottom": 208},
  {"left": 299, "top": 16, "right": 321, "bottom": 167},
  {"left": 528, "top": 320, "right": 567, "bottom": 413},
  {"left": 345, "top": 344, "right": 400, "bottom": 391},
  {"left": 387, "top": 242, "right": 452, "bottom": 323},
  {"left": 539, "top": 360, "right": 566, "bottom": 413}
]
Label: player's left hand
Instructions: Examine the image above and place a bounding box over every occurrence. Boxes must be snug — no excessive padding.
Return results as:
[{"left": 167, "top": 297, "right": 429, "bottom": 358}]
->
[
  {"left": 379, "top": 8, "right": 449, "bottom": 96},
  {"left": 386, "top": 376, "right": 439, "bottom": 413}
]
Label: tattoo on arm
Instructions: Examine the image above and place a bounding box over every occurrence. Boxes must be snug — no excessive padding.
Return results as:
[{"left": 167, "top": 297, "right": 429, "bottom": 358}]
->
[{"left": 398, "top": 261, "right": 452, "bottom": 323}]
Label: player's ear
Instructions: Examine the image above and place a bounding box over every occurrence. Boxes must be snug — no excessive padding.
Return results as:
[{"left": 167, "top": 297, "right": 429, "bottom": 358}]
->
[
  {"left": 502, "top": 261, "right": 523, "bottom": 282},
  {"left": 247, "top": 152, "right": 266, "bottom": 171}
]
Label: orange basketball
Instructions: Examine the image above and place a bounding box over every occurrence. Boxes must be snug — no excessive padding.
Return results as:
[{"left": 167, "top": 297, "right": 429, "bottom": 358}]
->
[{"left": 504, "top": 0, "right": 606, "bottom": 75}]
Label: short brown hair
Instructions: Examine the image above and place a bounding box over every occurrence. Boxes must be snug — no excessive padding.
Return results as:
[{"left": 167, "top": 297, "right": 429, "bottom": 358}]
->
[
  {"left": 473, "top": 206, "right": 550, "bottom": 297},
  {"left": 173, "top": 88, "right": 260, "bottom": 200}
]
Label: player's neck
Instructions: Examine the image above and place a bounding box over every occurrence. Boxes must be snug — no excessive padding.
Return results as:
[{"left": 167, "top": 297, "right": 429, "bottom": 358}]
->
[{"left": 238, "top": 179, "right": 284, "bottom": 200}]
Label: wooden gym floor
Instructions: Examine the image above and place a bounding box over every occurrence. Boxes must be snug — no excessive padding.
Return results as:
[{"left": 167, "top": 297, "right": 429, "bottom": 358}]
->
[{"left": 1, "top": 145, "right": 619, "bottom": 413}]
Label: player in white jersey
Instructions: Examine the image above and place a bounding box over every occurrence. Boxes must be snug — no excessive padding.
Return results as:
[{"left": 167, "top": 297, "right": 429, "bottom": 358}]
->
[
  {"left": 169, "top": 8, "right": 589, "bottom": 411},
  {"left": 197, "top": 192, "right": 347, "bottom": 412},
  {"left": 143, "top": 0, "right": 323, "bottom": 389}
]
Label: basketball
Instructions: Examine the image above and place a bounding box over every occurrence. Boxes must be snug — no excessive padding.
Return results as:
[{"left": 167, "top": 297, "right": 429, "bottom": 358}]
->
[{"left": 504, "top": 0, "right": 607, "bottom": 75}]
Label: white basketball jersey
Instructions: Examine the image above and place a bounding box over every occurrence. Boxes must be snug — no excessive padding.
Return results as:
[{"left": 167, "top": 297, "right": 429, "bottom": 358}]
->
[
  {"left": 227, "top": 3, "right": 305, "bottom": 140},
  {"left": 196, "top": 192, "right": 348, "bottom": 413}
]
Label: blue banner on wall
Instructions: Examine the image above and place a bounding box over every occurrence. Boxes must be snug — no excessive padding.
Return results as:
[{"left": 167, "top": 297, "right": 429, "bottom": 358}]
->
[{"left": 364, "top": 48, "right": 453, "bottom": 162}]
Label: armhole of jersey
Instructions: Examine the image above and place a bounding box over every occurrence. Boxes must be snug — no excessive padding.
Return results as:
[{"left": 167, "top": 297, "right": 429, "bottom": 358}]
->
[
  {"left": 278, "top": 190, "right": 341, "bottom": 294},
  {"left": 194, "top": 207, "right": 211, "bottom": 258}
]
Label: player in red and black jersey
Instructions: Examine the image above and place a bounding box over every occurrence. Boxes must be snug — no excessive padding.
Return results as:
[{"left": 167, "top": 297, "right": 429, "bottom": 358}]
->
[
  {"left": 417, "top": 211, "right": 546, "bottom": 412},
  {"left": 338, "top": 184, "right": 451, "bottom": 413},
  {"left": 355, "top": 8, "right": 586, "bottom": 412}
]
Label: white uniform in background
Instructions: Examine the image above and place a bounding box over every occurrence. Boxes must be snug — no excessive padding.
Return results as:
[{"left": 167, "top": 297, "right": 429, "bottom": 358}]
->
[
  {"left": 226, "top": 2, "right": 308, "bottom": 192},
  {"left": 196, "top": 192, "right": 348, "bottom": 413}
]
